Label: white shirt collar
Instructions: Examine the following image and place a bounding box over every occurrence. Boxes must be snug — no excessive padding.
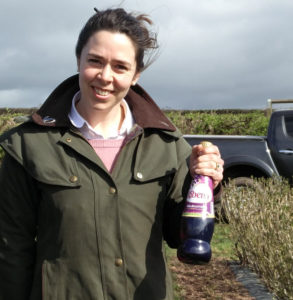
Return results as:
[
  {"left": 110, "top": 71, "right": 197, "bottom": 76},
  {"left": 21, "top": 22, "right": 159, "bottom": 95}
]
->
[{"left": 68, "top": 91, "right": 134, "bottom": 140}]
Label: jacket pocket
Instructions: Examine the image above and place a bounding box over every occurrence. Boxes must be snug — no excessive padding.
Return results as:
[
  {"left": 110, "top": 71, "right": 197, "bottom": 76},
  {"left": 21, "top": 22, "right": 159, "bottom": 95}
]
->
[
  {"left": 132, "top": 133, "right": 181, "bottom": 183},
  {"left": 29, "top": 156, "right": 81, "bottom": 188}
]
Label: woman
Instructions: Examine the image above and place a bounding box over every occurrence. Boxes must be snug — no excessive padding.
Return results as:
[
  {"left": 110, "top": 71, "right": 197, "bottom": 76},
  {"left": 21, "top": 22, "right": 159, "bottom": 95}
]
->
[{"left": 0, "top": 8, "right": 223, "bottom": 300}]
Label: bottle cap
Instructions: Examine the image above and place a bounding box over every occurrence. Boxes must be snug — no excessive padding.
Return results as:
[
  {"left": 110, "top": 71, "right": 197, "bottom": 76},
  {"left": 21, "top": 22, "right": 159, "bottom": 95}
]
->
[{"left": 201, "top": 141, "right": 213, "bottom": 148}]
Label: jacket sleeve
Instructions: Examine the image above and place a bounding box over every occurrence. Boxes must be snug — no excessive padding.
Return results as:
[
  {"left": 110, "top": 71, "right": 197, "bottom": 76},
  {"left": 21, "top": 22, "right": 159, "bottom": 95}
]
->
[
  {"left": 162, "top": 137, "right": 192, "bottom": 249},
  {"left": 0, "top": 154, "right": 38, "bottom": 300}
]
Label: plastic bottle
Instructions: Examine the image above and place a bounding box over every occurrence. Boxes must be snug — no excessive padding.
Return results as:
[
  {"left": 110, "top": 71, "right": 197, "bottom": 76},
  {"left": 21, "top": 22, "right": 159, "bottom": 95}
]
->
[{"left": 177, "top": 141, "right": 215, "bottom": 264}]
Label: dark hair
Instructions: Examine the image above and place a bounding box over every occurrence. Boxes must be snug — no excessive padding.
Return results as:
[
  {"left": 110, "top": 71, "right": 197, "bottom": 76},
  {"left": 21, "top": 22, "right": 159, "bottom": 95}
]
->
[{"left": 75, "top": 8, "right": 159, "bottom": 72}]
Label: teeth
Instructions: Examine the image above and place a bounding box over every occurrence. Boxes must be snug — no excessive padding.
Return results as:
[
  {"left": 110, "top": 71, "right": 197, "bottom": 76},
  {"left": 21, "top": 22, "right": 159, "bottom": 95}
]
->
[{"left": 95, "top": 88, "right": 110, "bottom": 96}]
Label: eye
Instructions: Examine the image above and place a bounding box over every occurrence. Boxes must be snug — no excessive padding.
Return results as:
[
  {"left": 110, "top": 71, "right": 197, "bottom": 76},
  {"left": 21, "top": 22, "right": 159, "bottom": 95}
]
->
[
  {"left": 88, "top": 58, "right": 103, "bottom": 66},
  {"left": 116, "top": 64, "right": 128, "bottom": 71}
]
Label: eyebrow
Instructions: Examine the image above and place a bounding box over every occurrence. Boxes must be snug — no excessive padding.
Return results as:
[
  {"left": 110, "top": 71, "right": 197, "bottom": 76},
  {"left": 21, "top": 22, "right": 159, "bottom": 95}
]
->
[{"left": 87, "top": 53, "right": 132, "bottom": 67}]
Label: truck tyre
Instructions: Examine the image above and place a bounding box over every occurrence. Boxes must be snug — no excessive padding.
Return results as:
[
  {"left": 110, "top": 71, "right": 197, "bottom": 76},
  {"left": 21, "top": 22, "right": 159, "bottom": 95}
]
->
[{"left": 229, "top": 177, "right": 259, "bottom": 189}]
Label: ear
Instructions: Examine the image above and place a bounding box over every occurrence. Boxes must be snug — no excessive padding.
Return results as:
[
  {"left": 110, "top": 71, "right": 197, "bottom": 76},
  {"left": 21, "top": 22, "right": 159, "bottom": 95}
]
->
[
  {"left": 77, "top": 58, "right": 80, "bottom": 72},
  {"left": 132, "top": 72, "right": 140, "bottom": 86}
]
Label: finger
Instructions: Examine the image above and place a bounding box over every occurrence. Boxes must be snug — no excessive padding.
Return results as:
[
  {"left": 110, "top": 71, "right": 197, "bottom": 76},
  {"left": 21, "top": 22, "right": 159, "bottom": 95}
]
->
[
  {"left": 191, "top": 144, "right": 202, "bottom": 157},
  {"left": 194, "top": 160, "right": 218, "bottom": 170},
  {"left": 213, "top": 180, "right": 221, "bottom": 189},
  {"left": 193, "top": 147, "right": 222, "bottom": 163},
  {"left": 194, "top": 144, "right": 220, "bottom": 156},
  {"left": 195, "top": 154, "right": 222, "bottom": 164},
  {"left": 191, "top": 158, "right": 224, "bottom": 177},
  {"left": 195, "top": 166, "right": 223, "bottom": 177},
  {"left": 194, "top": 162, "right": 224, "bottom": 181}
]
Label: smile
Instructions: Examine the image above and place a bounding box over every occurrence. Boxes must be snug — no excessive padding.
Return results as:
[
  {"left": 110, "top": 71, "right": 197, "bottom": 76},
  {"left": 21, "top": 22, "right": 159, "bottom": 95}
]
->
[{"left": 94, "top": 88, "right": 111, "bottom": 96}]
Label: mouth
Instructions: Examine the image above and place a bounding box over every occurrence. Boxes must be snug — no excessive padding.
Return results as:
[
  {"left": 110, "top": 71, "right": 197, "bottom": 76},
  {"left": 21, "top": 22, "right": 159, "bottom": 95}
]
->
[{"left": 94, "top": 87, "right": 111, "bottom": 96}]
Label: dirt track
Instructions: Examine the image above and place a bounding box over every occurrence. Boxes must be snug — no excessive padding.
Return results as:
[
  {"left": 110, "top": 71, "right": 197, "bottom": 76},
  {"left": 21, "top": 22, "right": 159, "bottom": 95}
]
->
[{"left": 170, "top": 257, "right": 255, "bottom": 300}]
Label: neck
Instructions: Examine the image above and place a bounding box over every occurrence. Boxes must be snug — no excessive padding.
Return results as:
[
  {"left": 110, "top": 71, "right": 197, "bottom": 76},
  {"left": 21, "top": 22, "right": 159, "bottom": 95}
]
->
[{"left": 76, "top": 101, "right": 125, "bottom": 138}]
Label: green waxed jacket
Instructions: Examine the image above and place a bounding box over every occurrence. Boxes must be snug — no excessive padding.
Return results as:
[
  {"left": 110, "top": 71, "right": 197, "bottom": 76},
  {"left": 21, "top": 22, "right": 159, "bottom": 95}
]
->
[{"left": 0, "top": 75, "right": 194, "bottom": 300}]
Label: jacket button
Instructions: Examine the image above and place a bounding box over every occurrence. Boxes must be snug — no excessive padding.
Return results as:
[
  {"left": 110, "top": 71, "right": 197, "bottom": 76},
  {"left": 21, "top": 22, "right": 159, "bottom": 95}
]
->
[
  {"left": 69, "top": 175, "right": 78, "bottom": 183},
  {"left": 109, "top": 187, "right": 116, "bottom": 194},
  {"left": 115, "top": 258, "right": 123, "bottom": 267},
  {"left": 137, "top": 172, "right": 143, "bottom": 179},
  {"left": 42, "top": 116, "right": 56, "bottom": 124},
  {"left": 66, "top": 138, "right": 72, "bottom": 143}
]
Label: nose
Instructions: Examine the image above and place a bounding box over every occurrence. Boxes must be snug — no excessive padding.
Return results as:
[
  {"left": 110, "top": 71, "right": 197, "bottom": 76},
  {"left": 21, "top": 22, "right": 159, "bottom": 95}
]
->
[{"left": 98, "top": 64, "right": 113, "bottom": 82}]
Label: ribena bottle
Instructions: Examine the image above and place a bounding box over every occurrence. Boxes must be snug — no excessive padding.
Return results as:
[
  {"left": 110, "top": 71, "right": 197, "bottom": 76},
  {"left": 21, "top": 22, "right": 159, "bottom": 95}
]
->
[{"left": 177, "top": 141, "right": 215, "bottom": 264}]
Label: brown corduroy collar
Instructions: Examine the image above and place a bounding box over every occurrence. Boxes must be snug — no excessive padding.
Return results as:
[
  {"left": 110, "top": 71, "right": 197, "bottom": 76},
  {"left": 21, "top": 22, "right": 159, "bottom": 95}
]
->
[{"left": 31, "top": 74, "right": 176, "bottom": 132}]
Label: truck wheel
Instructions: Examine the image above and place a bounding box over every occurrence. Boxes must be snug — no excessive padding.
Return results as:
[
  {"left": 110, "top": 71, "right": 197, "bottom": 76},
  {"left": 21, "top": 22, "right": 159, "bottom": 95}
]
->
[{"left": 229, "top": 177, "right": 259, "bottom": 189}]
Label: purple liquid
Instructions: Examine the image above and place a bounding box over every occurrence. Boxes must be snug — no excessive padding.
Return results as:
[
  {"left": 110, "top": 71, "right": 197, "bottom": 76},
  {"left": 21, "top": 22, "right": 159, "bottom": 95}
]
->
[{"left": 177, "top": 217, "right": 214, "bottom": 264}]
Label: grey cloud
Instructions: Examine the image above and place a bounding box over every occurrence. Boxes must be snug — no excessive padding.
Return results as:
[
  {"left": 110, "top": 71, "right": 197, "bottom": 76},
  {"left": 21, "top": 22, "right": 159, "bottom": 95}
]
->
[{"left": 1, "top": 0, "right": 293, "bottom": 109}]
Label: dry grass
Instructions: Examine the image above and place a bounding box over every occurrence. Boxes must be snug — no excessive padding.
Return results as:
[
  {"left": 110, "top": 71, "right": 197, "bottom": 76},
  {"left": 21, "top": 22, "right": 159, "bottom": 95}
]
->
[
  {"left": 169, "top": 257, "right": 255, "bottom": 300},
  {"left": 0, "top": 115, "right": 18, "bottom": 135}
]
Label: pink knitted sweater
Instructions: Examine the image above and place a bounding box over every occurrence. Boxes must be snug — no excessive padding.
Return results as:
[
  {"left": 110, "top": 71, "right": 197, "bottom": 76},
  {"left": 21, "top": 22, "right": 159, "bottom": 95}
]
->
[{"left": 88, "top": 138, "right": 125, "bottom": 173}]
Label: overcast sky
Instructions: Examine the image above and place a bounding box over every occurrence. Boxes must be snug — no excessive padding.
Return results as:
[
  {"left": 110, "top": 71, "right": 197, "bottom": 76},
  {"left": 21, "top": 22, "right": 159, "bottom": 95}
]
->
[{"left": 1, "top": 0, "right": 293, "bottom": 109}]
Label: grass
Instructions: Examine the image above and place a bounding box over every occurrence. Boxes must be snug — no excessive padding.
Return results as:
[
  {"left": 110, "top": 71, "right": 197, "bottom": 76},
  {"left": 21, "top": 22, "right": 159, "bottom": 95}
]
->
[{"left": 211, "top": 222, "right": 236, "bottom": 260}]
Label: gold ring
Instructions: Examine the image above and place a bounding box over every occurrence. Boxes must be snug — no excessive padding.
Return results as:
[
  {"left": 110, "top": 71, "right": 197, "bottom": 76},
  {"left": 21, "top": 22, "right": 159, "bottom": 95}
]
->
[{"left": 215, "top": 163, "right": 220, "bottom": 170}]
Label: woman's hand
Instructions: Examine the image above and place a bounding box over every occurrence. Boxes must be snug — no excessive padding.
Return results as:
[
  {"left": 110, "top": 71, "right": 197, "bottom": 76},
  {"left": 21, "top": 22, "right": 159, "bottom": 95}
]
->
[{"left": 189, "top": 143, "right": 224, "bottom": 189}]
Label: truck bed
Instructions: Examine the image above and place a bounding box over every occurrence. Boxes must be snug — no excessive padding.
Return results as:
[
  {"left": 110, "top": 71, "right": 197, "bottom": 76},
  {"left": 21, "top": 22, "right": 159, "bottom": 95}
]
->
[{"left": 184, "top": 134, "right": 279, "bottom": 179}]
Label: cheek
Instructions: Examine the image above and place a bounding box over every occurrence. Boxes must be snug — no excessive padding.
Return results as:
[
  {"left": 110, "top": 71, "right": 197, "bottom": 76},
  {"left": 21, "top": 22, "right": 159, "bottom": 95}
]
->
[
  {"left": 79, "top": 65, "right": 97, "bottom": 84},
  {"left": 115, "top": 76, "right": 135, "bottom": 91},
  {"left": 82, "top": 68, "right": 96, "bottom": 82}
]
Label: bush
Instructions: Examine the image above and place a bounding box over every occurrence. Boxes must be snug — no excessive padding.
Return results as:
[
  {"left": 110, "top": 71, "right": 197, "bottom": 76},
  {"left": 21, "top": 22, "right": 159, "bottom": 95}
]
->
[
  {"left": 222, "top": 178, "right": 293, "bottom": 299},
  {"left": 165, "top": 110, "right": 269, "bottom": 136},
  {"left": 0, "top": 113, "right": 24, "bottom": 163},
  {"left": 0, "top": 109, "right": 270, "bottom": 163}
]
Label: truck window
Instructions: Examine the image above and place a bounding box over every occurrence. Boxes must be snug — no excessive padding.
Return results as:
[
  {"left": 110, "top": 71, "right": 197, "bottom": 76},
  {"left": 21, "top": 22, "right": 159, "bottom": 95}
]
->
[{"left": 285, "top": 116, "right": 293, "bottom": 137}]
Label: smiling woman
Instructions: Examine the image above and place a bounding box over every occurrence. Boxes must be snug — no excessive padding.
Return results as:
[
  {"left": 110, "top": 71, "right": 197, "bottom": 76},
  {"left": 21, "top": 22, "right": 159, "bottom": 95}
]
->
[
  {"left": 76, "top": 30, "right": 140, "bottom": 137},
  {"left": 0, "top": 7, "right": 223, "bottom": 300}
]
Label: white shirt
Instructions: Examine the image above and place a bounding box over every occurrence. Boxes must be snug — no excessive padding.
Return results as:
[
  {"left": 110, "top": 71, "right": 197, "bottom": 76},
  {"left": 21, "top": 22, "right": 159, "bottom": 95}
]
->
[{"left": 68, "top": 91, "right": 135, "bottom": 140}]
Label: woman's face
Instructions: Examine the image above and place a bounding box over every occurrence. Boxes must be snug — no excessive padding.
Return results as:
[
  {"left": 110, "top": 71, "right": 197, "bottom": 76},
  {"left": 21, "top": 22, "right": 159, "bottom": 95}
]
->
[{"left": 77, "top": 30, "right": 140, "bottom": 116}]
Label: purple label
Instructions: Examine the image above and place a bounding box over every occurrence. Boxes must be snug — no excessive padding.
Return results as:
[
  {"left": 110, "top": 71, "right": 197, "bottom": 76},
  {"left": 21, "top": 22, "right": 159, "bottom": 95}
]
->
[{"left": 182, "top": 175, "right": 214, "bottom": 218}]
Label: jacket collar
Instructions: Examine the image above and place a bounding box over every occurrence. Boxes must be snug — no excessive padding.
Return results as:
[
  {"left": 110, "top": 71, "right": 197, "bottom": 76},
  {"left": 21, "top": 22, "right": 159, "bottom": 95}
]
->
[{"left": 32, "top": 74, "right": 176, "bottom": 132}]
